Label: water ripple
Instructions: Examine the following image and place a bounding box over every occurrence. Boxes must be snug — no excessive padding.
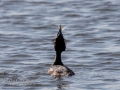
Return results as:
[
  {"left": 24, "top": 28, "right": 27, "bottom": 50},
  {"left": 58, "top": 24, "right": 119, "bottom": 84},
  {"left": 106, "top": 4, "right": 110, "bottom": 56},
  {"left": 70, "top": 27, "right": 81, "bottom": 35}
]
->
[{"left": 0, "top": 0, "right": 120, "bottom": 90}]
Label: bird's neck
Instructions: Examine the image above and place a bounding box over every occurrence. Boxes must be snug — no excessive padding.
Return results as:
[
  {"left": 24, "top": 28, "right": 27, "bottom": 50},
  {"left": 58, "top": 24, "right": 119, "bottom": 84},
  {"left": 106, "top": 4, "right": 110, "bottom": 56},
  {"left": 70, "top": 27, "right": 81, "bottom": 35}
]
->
[{"left": 53, "top": 51, "right": 64, "bottom": 65}]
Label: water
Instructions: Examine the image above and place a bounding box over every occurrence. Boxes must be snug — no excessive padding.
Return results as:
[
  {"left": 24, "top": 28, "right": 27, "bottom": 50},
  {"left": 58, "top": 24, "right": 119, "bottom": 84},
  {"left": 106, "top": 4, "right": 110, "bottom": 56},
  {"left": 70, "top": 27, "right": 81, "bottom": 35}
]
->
[{"left": 0, "top": 0, "right": 120, "bottom": 90}]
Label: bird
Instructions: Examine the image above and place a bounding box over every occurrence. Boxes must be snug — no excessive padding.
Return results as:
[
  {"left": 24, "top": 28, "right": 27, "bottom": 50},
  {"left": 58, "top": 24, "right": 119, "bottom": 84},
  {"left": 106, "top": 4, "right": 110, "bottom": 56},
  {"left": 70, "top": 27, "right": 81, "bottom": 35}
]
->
[{"left": 48, "top": 25, "right": 75, "bottom": 78}]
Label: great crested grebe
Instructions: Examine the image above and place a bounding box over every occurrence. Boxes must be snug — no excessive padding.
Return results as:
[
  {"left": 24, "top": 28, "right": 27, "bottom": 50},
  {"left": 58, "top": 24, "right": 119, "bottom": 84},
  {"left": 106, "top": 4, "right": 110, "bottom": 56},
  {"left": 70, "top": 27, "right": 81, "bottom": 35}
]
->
[{"left": 48, "top": 25, "right": 75, "bottom": 77}]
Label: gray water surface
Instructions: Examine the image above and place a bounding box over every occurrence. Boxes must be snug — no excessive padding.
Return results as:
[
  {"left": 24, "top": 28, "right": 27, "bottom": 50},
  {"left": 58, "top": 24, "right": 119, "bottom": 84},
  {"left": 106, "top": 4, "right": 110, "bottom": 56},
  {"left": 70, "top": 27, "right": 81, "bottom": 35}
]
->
[{"left": 0, "top": 0, "right": 120, "bottom": 90}]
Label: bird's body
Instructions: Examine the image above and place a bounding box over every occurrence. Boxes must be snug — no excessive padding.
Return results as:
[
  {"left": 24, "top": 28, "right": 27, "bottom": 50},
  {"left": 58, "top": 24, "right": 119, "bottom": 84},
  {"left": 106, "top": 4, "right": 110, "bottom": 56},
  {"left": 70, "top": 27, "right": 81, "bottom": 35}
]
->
[
  {"left": 48, "top": 65, "right": 74, "bottom": 77},
  {"left": 48, "top": 25, "right": 75, "bottom": 78}
]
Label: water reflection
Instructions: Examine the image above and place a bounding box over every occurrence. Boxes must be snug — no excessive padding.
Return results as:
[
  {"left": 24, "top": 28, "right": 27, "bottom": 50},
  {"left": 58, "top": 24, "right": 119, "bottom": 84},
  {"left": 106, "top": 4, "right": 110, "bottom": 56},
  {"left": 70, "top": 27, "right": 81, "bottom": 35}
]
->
[{"left": 56, "top": 79, "right": 69, "bottom": 90}]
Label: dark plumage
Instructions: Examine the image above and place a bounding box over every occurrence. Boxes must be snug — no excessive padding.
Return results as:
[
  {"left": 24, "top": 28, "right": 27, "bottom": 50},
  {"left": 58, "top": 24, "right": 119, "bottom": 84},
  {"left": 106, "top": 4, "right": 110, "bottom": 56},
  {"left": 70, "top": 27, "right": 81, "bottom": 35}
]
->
[
  {"left": 48, "top": 25, "right": 75, "bottom": 77},
  {"left": 54, "top": 25, "right": 66, "bottom": 52}
]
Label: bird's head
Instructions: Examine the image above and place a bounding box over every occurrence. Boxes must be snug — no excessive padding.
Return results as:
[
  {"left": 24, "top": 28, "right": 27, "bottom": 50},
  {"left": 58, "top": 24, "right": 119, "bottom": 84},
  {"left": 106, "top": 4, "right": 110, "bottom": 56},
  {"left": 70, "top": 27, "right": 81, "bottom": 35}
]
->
[{"left": 54, "top": 25, "right": 66, "bottom": 52}]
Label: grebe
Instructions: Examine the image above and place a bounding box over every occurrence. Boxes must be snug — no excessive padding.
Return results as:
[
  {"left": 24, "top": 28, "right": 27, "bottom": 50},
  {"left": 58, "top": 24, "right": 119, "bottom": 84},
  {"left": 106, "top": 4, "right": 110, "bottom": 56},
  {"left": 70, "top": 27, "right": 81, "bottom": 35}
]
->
[{"left": 48, "top": 25, "right": 75, "bottom": 77}]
